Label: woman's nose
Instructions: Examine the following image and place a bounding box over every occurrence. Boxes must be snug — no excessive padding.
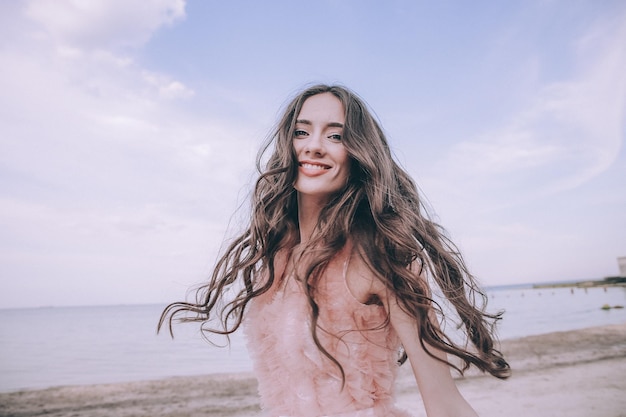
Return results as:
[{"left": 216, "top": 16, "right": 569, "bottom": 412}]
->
[{"left": 304, "top": 132, "right": 324, "bottom": 155}]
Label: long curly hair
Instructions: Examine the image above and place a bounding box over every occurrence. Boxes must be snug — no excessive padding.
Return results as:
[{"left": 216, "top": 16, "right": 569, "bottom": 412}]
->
[{"left": 159, "top": 84, "right": 510, "bottom": 380}]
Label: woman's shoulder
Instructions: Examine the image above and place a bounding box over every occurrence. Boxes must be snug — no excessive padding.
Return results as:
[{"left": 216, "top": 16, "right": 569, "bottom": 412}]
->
[
  {"left": 344, "top": 243, "right": 425, "bottom": 306},
  {"left": 344, "top": 245, "right": 387, "bottom": 305}
]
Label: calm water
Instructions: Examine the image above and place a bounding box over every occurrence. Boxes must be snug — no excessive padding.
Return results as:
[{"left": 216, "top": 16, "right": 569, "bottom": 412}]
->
[{"left": 0, "top": 285, "right": 625, "bottom": 392}]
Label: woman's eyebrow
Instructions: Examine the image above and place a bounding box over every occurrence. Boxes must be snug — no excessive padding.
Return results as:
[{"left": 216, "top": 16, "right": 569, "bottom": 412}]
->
[{"left": 295, "top": 119, "right": 344, "bottom": 128}]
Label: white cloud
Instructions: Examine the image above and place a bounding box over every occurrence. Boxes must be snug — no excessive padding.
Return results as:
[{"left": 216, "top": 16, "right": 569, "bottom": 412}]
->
[
  {"left": 447, "top": 132, "right": 560, "bottom": 175},
  {"left": 0, "top": 195, "right": 233, "bottom": 307},
  {"left": 142, "top": 71, "right": 196, "bottom": 100},
  {"left": 24, "top": 0, "right": 186, "bottom": 51},
  {"left": 410, "top": 12, "right": 626, "bottom": 287},
  {"left": 0, "top": 1, "right": 258, "bottom": 308},
  {"left": 435, "top": 14, "right": 626, "bottom": 203}
]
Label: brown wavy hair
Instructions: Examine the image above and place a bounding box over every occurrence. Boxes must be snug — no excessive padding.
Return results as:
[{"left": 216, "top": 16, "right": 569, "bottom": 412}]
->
[{"left": 159, "top": 84, "right": 510, "bottom": 380}]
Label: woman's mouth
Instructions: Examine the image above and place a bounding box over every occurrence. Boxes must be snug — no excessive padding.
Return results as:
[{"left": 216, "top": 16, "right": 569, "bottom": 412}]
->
[{"left": 300, "top": 162, "right": 331, "bottom": 170}]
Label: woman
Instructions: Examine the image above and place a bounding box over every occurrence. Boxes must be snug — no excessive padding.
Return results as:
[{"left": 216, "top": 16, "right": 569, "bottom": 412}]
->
[{"left": 160, "top": 84, "right": 510, "bottom": 417}]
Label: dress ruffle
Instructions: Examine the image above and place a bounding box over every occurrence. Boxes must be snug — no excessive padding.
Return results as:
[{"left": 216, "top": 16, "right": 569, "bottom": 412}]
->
[{"left": 244, "top": 259, "right": 414, "bottom": 417}]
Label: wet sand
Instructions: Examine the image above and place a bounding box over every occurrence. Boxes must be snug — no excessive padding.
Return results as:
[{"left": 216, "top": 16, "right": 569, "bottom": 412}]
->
[{"left": 1, "top": 323, "right": 625, "bottom": 417}]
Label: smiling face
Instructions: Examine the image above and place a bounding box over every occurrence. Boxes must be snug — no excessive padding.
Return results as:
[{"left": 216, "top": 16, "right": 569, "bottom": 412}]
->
[{"left": 293, "top": 93, "right": 350, "bottom": 203}]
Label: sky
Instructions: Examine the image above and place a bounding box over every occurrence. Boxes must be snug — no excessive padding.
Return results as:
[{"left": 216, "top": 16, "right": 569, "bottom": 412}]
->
[{"left": 0, "top": 0, "right": 625, "bottom": 309}]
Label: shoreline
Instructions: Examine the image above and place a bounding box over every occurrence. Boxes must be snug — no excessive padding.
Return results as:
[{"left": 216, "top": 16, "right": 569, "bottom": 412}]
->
[
  {"left": 531, "top": 276, "right": 626, "bottom": 289},
  {"left": 1, "top": 323, "right": 625, "bottom": 417}
]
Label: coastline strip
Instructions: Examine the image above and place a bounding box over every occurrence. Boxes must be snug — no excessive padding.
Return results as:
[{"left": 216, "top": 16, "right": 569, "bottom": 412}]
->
[{"left": 1, "top": 323, "right": 625, "bottom": 417}]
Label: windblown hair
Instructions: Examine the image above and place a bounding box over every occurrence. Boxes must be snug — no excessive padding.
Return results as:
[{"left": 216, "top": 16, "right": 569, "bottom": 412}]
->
[{"left": 159, "top": 84, "right": 510, "bottom": 380}]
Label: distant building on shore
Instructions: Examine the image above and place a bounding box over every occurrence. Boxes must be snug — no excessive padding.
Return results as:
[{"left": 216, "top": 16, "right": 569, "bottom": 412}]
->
[{"left": 619, "top": 256, "right": 626, "bottom": 277}]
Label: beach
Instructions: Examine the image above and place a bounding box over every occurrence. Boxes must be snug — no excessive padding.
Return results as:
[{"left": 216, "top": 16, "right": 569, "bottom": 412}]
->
[{"left": 1, "top": 323, "right": 625, "bottom": 417}]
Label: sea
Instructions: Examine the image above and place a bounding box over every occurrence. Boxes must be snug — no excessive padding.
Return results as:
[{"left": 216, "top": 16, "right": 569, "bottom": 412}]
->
[{"left": 1, "top": 284, "right": 625, "bottom": 393}]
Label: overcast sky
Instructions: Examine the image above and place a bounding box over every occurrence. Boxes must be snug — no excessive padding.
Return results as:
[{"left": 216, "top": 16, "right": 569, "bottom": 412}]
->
[{"left": 1, "top": 0, "right": 625, "bottom": 309}]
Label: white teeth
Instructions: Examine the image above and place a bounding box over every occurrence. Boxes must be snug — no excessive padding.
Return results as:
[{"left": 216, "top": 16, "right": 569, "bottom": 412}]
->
[{"left": 301, "top": 163, "right": 328, "bottom": 170}]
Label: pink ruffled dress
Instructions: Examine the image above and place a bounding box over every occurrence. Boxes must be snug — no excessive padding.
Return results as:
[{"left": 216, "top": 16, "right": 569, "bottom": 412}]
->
[{"left": 244, "top": 257, "right": 413, "bottom": 417}]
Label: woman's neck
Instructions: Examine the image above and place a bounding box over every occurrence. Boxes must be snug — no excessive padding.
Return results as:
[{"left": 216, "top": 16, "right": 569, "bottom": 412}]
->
[{"left": 297, "top": 193, "right": 328, "bottom": 244}]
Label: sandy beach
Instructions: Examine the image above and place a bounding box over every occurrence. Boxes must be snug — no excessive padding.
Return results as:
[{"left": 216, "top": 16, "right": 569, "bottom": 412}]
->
[{"left": 1, "top": 323, "right": 625, "bottom": 417}]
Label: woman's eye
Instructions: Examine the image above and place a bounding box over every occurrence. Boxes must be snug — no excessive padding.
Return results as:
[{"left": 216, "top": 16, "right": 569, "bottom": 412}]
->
[
  {"left": 294, "top": 129, "right": 308, "bottom": 138},
  {"left": 328, "top": 133, "right": 342, "bottom": 141}
]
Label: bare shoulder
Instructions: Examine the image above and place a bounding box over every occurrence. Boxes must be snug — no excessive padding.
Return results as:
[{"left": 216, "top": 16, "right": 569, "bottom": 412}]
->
[
  {"left": 344, "top": 246, "right": 387, "bottom": 305},
  {"left": 346, "top": 252, "right": 428, "bottom": 306}
]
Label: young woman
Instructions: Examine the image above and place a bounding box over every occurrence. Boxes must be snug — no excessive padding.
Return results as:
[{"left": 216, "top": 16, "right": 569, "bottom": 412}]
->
[{"left": 160, "top": 84, "right": 510, "bottom": 417}]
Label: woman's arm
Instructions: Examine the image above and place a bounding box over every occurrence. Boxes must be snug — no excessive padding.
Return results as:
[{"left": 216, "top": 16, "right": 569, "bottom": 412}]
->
[
  {"left": 347, "top": 250, "right": 478, "bottom": 417},
  {"left": 385, "top": 294, "right": 478, "bottom": 417}
]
